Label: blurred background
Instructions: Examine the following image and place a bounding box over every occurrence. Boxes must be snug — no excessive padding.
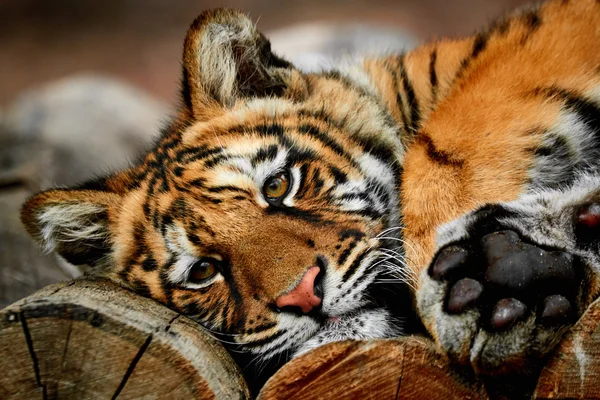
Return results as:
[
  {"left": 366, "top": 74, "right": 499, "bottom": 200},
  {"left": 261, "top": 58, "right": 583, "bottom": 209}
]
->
[{"left": 0, "top": 0, "right": 531, "bottom": 307}]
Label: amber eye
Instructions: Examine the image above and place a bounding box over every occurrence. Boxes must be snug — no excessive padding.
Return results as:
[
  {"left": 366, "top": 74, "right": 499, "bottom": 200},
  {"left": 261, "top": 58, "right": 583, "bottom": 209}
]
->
[
  {"left": 189, "top": 259, "right": 218, "bottom": 283},
  {"left": 263, "top": 171, "right": 291, "bottom": 201}
]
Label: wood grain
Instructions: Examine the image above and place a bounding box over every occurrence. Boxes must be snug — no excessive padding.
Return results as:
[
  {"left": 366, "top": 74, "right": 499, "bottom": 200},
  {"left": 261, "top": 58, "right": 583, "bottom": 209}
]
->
[
  {"left": 2, "top": 277, "right": 600, "bottom": 399},
  {"left": 258, "top": 337, "right": 488, "bottom": 400},
  {"left": 534, "top": 298, "right": 600, "bottom": 399},
  {"left": 0, "top": 278, "right": 249, "bottom": 399}
]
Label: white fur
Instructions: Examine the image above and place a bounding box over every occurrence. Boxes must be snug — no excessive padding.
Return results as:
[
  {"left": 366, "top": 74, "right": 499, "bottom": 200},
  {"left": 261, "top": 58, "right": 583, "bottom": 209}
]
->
[
  {"left": 529, "top": 111, "right": 600, "bottom": 189},
  {"left": 294, "top": 308, "right": 402, "bottom": 357},
  {"left": 37, "top": 203, "right": 108, "bottom": 253},
  {"left": 198, "top": 18, "right": 257, "bottom": 106}
]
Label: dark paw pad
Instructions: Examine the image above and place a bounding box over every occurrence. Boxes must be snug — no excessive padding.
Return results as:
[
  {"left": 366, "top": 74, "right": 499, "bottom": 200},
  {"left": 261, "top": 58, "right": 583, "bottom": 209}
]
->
[
  {"left": 482, "top": 231, "right": 576, "bottom": 296},
  {"left": 447, "top": 278, "right": 483, "bottom": 313},
  {"left": 541, "top": 294, "right": 572, "bottom": 326},
  {"left": 429, "top": 230, "right": 580, "bottom": 331},
  {"left": 490, "top": 298, "right": 527, "bottom": 331}
]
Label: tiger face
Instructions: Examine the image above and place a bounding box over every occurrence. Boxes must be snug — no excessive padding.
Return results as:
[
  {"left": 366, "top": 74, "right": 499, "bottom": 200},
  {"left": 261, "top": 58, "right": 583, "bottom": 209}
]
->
[{"left": 21, "top": 9, "right": 408, "bottom": 360}]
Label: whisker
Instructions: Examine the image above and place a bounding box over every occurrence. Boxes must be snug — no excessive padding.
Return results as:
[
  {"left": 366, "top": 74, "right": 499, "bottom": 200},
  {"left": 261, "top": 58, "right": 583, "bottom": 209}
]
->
[
  {"left": 376, "top": 254, "right": 418, "bottom": 283},
  {"left": 381, "top": 262, "right": 417, "bottom": 291},
  {"left": 375, "top": 225, "right": 404, "bottom": 238},
  {"left": 375, "top": 236, "right": 418, "bottom": 259}
]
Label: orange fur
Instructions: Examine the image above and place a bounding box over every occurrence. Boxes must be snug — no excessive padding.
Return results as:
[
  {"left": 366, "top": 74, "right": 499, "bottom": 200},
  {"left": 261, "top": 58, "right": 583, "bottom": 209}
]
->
[{"left": 19, "top": 0, "right": 600, "bottom": 373}]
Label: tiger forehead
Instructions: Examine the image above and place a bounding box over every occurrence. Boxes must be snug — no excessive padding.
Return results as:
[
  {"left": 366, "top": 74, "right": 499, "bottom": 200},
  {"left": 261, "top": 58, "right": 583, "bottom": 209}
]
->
[{"left": 180, "top": 102, "right": 296, "bottom": 145}]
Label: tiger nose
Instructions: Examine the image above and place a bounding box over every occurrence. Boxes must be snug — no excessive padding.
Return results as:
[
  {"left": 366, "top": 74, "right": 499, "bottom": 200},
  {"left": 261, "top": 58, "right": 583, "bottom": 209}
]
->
[{"left": 276, "top": 266, "right": 322, "bottom": 314}]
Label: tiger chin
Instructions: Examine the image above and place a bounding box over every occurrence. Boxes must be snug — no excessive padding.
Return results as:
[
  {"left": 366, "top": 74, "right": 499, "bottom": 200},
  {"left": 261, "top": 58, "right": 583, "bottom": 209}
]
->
[{"left": 20, "top": 0, "right": 600, "bottom": 394}]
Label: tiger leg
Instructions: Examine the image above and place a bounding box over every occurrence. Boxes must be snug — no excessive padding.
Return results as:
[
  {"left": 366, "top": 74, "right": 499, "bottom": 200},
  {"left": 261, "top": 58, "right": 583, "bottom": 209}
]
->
[{"left": 417, "top": 174, "right": 600, "bottom": 374}]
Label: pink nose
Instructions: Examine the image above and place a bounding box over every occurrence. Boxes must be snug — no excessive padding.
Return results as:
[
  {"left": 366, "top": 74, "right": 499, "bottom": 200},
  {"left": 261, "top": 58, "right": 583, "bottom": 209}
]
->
[{"left": 276, "top": 266, "right": 322, "bottom": 314}]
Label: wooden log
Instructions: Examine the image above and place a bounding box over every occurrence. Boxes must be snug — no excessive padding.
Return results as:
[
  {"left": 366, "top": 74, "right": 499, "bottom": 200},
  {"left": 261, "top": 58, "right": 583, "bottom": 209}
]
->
[
  {"left": 258, "top": 337, "right": 488, "bottom": 400},
  {"left": 534, "top": 298, "right": 600, "bottom": 399},
  {"left": 0, "top": 277, "right": 249, "bottom": 399},
  {"left": 260, "top": 298, "right": 600, "bottom": 400},
  {"left": 3, "top": 277, "right": 600, "bottom": 399}
]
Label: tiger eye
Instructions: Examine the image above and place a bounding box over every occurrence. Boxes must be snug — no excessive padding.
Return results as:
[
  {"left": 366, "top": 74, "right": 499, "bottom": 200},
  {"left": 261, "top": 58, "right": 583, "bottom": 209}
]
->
[
  {"left": 189, "top": 260, "right": 217, "bottom": 283},
  {"left": 264, "top": 172, "right": 290, "bottom": 199}
]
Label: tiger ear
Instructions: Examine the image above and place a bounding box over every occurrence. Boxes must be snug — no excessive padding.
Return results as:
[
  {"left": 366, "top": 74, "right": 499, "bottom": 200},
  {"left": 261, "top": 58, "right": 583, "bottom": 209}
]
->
[
  {"left": 181, "top": 8, "right": 296, "bottom": 118},
  {"left": 21, "top": 180, "right": 123, "bottom": 268}
]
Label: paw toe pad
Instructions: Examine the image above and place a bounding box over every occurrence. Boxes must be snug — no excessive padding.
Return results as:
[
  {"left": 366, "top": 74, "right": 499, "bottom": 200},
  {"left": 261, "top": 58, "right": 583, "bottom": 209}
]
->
[
  {"left": 447, "top": 278, "right": 483, "bottom": 314},
  {"left": 430, "top": 230, "right": 580, "bottom": 330},
  {"left": 490, "top": 298, "right": 527, "bottom": 331}
]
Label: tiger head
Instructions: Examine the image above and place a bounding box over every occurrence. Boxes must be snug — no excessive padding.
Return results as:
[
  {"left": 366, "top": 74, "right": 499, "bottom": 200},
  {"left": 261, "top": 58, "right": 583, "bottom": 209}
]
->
[{"left": 21, "top": 9, "right": 408, "bottom": 361}]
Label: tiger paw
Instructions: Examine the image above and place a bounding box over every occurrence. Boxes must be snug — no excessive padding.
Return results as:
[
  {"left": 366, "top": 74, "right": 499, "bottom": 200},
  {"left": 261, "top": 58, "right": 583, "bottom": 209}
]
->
[{"left": 418, "top": 219, "right": 592, "bottom": 375}]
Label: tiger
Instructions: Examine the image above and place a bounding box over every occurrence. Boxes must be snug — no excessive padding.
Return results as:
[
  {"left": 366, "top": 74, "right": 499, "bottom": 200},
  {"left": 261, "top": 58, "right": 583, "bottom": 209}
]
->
[{"left": 19, "top": 0, "right": 600, "bottom": 394}]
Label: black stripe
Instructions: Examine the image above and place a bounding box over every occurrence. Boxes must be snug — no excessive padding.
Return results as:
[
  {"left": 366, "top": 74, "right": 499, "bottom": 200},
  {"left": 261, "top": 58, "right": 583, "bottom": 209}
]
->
[
  {"left": 177, "top": 146, "right": 223, "bottom": 164},
  {"left": 173, "top": 166, "right": 184, "bottom": 177},
  {"left": 252, "top": 322, "right": 278, "bottom": 333},
  {"left": 181, "top": 66, "right": 193, "bottom": 111},
  {"left": 532, "top": 86, "right": 600, "bottom": 136},
  {"left": 342, "top": 207, "right": 385, "bottom": 220},
  {"left": 297, "top": 123, "right": 359, "bottom": 168},
  {"left": 265, "top": 206, "right": 324, "bottom": 223},
  {"left": 312, "top": 168, "right": 325, "bottom": 196},
  {"left": 228, "top": 122, "right": 348, "bottom": 166},
  {"left": 183, "top": 302, "right": 211, "bottom": 319},
  {"left": 187, "top": 232, "right": 202, "bottom": 246},
  {"left": 323, "top": 70, "right": 374, "bottom": 99},
  {"left": 416, "top": 133, "right": 464, "bottom": 167},
  {"left": 251, "top": 144, "right": 279, "bottom": 166},
  {"left": 286, "top": 147, "right": 318, "bottom": 165},
  {"left": 350, "top": 135, "right": 402, "bottom": 182},
  {"left": 131, "top": 279, "right": 152, "bottom": 298},
  {"left": 338, "top": 241, "right": 358, "bottom": 266},
  {"left": 204, "top": 154, "right": 229, "bottom": 168},
  {"left": 295, "top": 164, "right": 310, "bottom": 200},
  {"left": 383, "top": 60, "right": 411, "bottom": 132},
  {"left": 328, "top": 166, "right": 348, "bottom": 184},
  {"left": 538, "top": 87, "right": 600, "bottom": 165},
  {"left": 429, "top": 48, "right": 438, "bottom": 104},
  {"left": 207, "top": 185, "right": 250, "bottom": 194},
  {"left": 188, "top": 178, "right": 205, "bottom": 187},
  {"left": 218, "top": 306, "right": 230, "bottom": 330},
  {"left": 455, "top": 31, "right": 489, "bottom": 82},
  {"left": 370, "top": 181, "right": 391, "bottom": 208},
  {"left": 520, "top": 8, "right": 542, "bottom": 44},
  {"left": 491, "top": 18, "right": 511, "bottom": 36},
  {"left": 399, "top": 54, "right": 421, "bottom": 132},
  {"left": 296, "top": 109, "right": 400, "bottom": 168},
  {"left": 339, "top": 229, "right": 366, "bottom": 241},
  {"left": 166, "top": 197, "right": 190, "bottom": 219},
  {"left": 141, "top": 256, "right": 158, "bottom": 272},
  {"left": 472, "top": 32, "right": 487, "bottom": 57},
  {"left": 75, "top": 175, "right": 111, "bottom": 191},
  {"left": 342, "top": 249, "right": 369, "bottom": 282}
]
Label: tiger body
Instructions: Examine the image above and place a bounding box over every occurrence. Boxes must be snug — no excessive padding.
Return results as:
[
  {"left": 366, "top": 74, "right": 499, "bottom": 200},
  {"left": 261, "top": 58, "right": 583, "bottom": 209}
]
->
[{"left": 21, "top": 0, "right": 600, "bottom": 389}]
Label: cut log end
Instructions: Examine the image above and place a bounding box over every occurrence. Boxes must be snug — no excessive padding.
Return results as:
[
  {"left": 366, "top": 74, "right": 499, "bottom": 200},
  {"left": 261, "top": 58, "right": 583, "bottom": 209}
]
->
[{"left": 0, "top": 278, "right": 249, "bottom": 400}]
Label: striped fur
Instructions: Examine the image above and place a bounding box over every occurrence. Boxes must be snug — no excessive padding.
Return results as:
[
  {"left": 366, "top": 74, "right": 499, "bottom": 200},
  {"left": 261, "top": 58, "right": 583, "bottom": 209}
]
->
[{"left": 20, "top": 0, "right": 600, "bottom": 383}]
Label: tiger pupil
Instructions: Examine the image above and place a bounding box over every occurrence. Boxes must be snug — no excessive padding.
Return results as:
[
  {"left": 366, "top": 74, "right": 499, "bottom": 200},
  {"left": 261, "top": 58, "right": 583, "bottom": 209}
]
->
[
  {"left": 265, "top": 173, "right": 289, "bottom": 198},
  {"left": 190, "top": 261, "right": 216, "bottom": 282}
]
